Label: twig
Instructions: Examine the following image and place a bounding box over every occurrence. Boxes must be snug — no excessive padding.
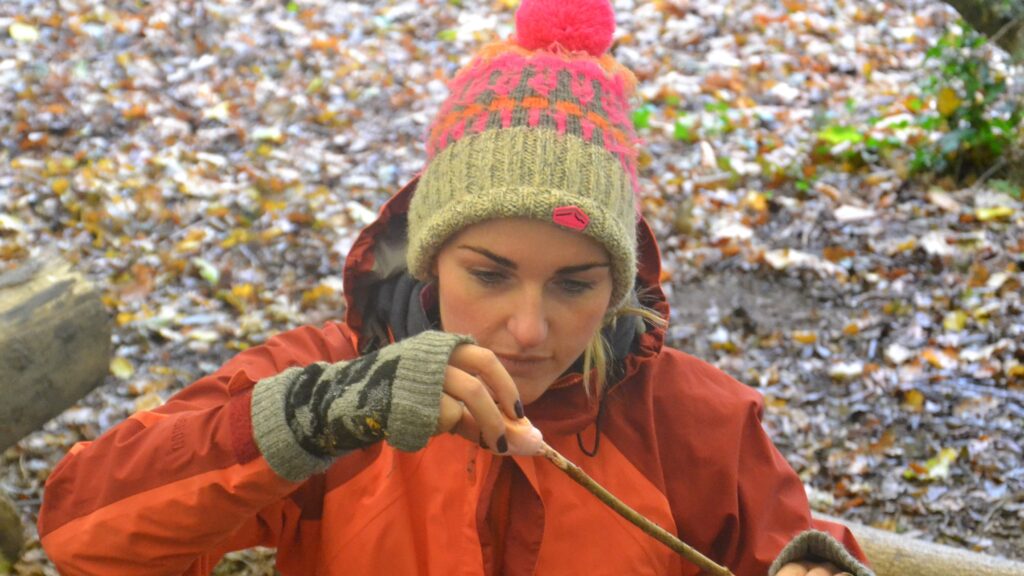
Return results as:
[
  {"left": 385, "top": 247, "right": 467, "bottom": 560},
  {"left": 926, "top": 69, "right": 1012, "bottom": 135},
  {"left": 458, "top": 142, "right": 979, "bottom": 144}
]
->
[
  {"left": 989, "top": 15, "right": 1024, "bottom": 47},
  {"left": 538, "top": 442, "right": 735, "bottom": 576},
  {"left": 971, "top": 157, "right": 1007, "bottom": 191}
]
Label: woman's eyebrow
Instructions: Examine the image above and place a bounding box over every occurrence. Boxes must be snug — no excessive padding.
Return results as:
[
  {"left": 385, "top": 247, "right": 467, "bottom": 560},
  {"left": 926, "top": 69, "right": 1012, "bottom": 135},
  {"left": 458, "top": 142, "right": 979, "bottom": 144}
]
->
[
  {"left": 458, "top": 245, "right": 610, "bottom": 274},
  {"left": 555, "top": 262, "right": 611, "bottom": 274},
  {"left": 459, "top": 246, "right": 517, "bottom": 269}
]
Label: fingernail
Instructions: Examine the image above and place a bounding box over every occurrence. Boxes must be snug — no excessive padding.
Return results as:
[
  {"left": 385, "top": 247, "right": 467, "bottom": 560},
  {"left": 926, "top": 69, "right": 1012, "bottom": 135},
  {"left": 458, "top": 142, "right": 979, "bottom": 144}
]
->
[
  {"left": 514, "top": 399, "right": 525, "bottom": 419},
  {"left": 496, "top": 435, "right": 508, "bottom": 454}
]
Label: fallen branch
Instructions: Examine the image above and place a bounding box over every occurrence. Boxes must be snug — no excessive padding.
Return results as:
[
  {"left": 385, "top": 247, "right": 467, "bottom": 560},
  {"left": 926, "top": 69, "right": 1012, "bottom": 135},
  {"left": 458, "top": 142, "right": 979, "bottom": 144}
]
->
[
  {"left": 815, "top": 513, "right": 1024, "bottom": 576},
  {"left": 0, "top": 493, "right": 23, "bottom": 567},
  {"left": 0, "top": 255, "right": 112, "bottom": 451},
  {"left": 539, "top": 442, "right": 734, "bottom": 576}
]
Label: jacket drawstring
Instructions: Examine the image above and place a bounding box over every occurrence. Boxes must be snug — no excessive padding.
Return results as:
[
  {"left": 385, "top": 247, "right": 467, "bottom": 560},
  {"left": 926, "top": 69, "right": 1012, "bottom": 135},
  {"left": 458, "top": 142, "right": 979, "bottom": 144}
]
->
[{"left": 576, "top": 387, "right": 609, "bottom": 457}]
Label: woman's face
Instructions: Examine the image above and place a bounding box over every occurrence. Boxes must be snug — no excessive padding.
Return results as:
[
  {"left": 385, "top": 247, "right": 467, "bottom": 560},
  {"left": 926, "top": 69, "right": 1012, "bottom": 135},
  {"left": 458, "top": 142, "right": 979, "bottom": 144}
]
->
[{"left": 435, "top": 218, "right": 614, "bottom": 404}]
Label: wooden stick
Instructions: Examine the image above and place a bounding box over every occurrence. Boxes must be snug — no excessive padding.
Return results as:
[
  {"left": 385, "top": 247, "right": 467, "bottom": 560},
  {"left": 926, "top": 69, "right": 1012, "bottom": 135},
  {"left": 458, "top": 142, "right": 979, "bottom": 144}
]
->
[{"left": 539, "top": 442, "right": 735, "bottom": 576}]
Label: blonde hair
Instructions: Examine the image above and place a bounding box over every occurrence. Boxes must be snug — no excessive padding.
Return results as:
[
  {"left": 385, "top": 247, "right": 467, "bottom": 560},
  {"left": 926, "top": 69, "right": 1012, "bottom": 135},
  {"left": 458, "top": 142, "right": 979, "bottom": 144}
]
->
[{"left": 581, "top": 305, "right": 667, "bottom": 398}]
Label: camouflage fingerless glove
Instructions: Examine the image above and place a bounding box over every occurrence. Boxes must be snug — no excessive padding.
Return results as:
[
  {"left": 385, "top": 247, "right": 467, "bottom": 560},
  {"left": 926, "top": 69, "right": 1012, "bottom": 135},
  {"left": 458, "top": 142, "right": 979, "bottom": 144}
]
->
[{"left": 251, "top": 330, "right": 473, "bottom": 482}]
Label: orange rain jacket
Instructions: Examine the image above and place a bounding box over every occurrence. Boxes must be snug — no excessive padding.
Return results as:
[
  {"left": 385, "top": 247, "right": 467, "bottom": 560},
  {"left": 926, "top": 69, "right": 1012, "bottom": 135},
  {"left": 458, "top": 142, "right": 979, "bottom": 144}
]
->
[{"left": 39, "top": 178, "right": 867, "bottom": 575}]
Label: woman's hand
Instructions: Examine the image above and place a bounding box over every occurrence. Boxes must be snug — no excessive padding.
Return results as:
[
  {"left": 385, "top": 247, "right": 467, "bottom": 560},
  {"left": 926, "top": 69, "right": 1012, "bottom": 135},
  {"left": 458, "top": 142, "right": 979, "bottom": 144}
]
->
[
  {"left": 776, "top": 561, "right": 852, "bottom": 576},
  {"left": 435, "top": 343, "right": 543, "bottom": 456}
]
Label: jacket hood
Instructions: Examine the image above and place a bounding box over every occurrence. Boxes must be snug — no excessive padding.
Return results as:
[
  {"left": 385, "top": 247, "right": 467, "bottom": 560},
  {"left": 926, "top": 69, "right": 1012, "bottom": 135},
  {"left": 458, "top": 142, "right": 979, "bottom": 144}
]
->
[{"left": 341, "top": 176, "right": 669, "bottom": 436}]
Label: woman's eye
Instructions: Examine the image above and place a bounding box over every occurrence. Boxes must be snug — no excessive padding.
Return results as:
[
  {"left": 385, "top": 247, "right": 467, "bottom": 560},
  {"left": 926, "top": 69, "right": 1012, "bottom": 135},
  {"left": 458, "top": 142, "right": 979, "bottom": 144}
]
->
[
  {"left": 556, "top": 278, "right": 595, "bottom": 296},
  {"left": 470, "top": 269, "right": 506, "bottom": 286}
]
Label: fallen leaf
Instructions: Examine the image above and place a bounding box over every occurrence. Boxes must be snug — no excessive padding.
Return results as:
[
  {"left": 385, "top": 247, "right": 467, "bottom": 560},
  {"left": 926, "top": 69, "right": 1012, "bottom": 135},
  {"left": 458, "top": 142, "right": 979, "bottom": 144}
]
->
[
  {"left": 792, "top": 330, "right": 818, "bottom": 344},
  {"left": 903, "top": 447, "right": 958, "bottom": 481},
  {"left": 937, "top": 87, "right": 961, "bottom": 117},
  {"left": 9, "top": 22, "right": 40, "bottom": 43},
  {"left": 252, "top": 126, "right": 285, "bottom": 143},
  {"left": 922, "top": 347, "right": 955, "bottom": 370},
  {"left": 110, "top": 357, "right": 135, "bottom": 380},
  {"left": 834, "top": 205, "right": 877, "bottom": 222},
  {"left": 765, "top": 249, "right": 845, "bottom": 277},
  {"left": 203, "top": 102, "right": 231, "bottom": 122},
  {"left": 123, "top": 104, "right": 148, "bottom": 120},
  {"left": 741, "top": 191, "right": 769, "bottom": 213},
  {"left": 943, "top": 310, "right": 968, "bottom": 332},
  {"left": 885, "top": 343, "right": 914, "bottom": 365},
  {"left": 902, "top": 389, "right": 925, "bottom": 412},
  {"left": 0, "top": 214, "right": 25, "bottom": 234},
  {"left": 921, "top": 231, "right": 954, "bottom": 257},
  {"left": 823, "top": 246, "right": 855, "bottom": 262},
  {"left": 829, "top": 362, "right": 864, "bottom": 380},
  {"left": 926, "top": 188, "right": 961, "bottom": 212},
  {"left": 134, "top": 392, "right": 163, "bottom": 413},
  {"left": 51, "top": 178, "right": 70, "bottom": 194},
  {"left": 192, "top": 257, "right": 220, "bottom": 286},
  {"left": 975, "top": 206, "right": 1013, "bottom": 222}
]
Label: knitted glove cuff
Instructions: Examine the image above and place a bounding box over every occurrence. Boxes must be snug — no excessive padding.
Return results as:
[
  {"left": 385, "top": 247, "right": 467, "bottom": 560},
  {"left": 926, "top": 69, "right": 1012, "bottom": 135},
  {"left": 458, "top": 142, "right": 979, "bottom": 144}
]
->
[
  {"left": 251, "top": 366, "right": 335, "bottom": 483},
  {"left": 386, "top": 330, "right": 475, "bottom": 452},
  {"left": 769, "top": 530, "right": 875, "bottom": 576}
]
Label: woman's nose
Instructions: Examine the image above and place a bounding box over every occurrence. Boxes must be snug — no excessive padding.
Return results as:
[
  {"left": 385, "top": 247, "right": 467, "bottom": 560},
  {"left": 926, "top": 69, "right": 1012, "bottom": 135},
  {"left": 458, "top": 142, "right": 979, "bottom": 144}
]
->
[{"left": 506, "top": 290, "right": 548, "bottom": 348}]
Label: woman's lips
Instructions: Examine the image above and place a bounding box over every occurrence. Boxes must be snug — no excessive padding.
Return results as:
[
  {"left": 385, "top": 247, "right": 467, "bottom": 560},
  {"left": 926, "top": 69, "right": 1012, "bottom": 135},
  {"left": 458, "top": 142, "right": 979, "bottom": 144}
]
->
[{"left": 495, "top": 353, "right": 550, "bottom": 374}]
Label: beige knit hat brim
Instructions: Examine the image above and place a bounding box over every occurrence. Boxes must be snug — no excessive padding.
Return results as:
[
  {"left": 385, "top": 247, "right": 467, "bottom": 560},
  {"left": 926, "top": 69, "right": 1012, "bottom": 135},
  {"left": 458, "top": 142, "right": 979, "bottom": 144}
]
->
[{"left": 408, "top": 127, "right": 637, "bottom": 310}]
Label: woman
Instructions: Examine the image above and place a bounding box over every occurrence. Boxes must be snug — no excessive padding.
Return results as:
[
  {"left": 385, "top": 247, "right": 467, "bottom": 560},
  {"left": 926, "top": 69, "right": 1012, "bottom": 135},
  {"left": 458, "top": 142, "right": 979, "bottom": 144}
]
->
[{"left": 38, "top": 0, "right": 873, "bottom": 574}]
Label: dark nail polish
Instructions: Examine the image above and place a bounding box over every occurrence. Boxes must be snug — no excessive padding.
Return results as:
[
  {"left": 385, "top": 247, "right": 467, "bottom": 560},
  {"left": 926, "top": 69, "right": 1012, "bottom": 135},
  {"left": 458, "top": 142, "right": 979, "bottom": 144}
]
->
[
  {"left": 496, "top": 435, "right": 508, "bottom": 454},
  {"left": 514, "top": 399, "right": 525, "bottom": 419}
]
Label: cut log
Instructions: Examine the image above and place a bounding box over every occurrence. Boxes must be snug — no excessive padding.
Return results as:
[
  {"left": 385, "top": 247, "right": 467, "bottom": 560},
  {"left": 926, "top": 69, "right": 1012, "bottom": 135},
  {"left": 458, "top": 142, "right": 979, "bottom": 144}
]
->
[
  {"left": 0, "top": 493, "right": 23, "bottom": 565},
  {"left": 0, "top": 256, "right": 112, "bottom": 451},
  {"left": 816, "top": 513, "right": 1024, "bottom": 575}
]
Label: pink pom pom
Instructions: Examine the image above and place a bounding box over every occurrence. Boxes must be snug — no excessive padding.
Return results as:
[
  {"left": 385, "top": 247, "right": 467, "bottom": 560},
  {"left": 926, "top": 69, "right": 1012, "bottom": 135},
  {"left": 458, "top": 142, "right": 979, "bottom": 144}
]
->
[{"left": 515, "top": 0, "right": 615, "bottom": 57}]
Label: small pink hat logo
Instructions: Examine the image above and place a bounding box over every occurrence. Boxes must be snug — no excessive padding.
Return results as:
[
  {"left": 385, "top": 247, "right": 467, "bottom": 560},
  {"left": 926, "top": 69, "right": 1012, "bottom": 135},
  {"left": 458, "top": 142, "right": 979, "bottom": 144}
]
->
[{"left": 552, "top": 206, "right": 589, "bottom": 231}]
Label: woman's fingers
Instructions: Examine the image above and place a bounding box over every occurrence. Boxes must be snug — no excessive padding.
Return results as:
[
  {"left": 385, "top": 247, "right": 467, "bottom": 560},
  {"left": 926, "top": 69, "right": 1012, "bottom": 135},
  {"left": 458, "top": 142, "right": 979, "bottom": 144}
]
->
[
  {"left": 808, "top": 563, "right": 842, "bottom": 576},
  {"left": 449, "top": 345, "right": 522, "bottom": 422},
  {"left": 436, "top": 393, "right": 467, "bottom": 435},
  {"left": 437, "top": 393, "right": 481, "bottom": 439},
  {"left": 438, "top": 344, "right": 541, "bottom": 455},
  {"left": 443, "top": 365, "right": 508, "bottom": 452},
  {"left": 503, "top": 415, "right": 544, "bottom": 455},
  {"left": 774, "top": 564, "right": 809, "bottom": 576},
  {"left": 775, "top": 561, "right": 845, "bottom": 576}
]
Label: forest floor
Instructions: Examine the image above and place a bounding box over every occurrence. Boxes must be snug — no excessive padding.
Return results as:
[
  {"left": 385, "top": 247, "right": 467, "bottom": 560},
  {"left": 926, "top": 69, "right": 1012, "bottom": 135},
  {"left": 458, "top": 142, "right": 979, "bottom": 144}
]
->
[{"left": 1, "top": 0, "right": 1022, "bottom": 573}]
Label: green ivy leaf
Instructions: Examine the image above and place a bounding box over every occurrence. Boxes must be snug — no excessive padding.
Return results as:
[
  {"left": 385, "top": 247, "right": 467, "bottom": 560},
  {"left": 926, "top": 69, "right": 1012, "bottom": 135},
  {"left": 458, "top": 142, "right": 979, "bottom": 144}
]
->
[
  {"left": 938, "top": 129, "right": 972, "bottom": 154},
  {"left": 673, "top": 117, "right": 696, "bottom": 142},
  {"left": 917, "top": 116, "right": 942, "bottom": 130},
  {"left": 632, "top": 105, "right": 652, "bottom": 130},
  {"left": 991, "top": 179, "right": 1022, "bottom": 200},
  {"left": 817, "top": 125, "right": 864, "bottom": 145},
  {"left": 705, "top": 101, "right": 730, "bottom": 114}
]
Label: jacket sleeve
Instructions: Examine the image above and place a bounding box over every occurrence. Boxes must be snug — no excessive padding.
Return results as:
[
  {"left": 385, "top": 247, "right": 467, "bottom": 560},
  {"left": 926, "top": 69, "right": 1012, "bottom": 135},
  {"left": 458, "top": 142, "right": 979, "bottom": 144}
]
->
[
  {"left": 724, "top": 399, "right": 872, "bottom": 575},
  {"left": 37, "top": 321, "right": 361, "bottom": 576}
]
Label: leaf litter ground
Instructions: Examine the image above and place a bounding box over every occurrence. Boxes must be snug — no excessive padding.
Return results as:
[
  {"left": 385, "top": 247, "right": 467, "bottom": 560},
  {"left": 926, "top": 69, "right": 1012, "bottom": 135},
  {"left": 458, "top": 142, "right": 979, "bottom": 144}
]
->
[{"left": 1, "top": 0, "right": 1021, "bottom": 573}]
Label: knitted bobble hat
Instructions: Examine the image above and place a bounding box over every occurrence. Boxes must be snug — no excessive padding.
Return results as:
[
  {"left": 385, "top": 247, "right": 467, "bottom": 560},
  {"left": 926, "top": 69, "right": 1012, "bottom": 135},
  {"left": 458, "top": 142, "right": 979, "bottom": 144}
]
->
[{"left": 406, "top": 0, "right": 640, "bottom": 311}]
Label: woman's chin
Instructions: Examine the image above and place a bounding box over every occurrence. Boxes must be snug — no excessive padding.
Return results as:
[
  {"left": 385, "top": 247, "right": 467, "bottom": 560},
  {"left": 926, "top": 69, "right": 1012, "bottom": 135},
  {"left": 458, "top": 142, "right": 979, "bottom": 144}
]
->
[
  {"left": 513, "top": 375, "right": 560, "bottom": 406},
  {"left": 513, "top": 381, "right": 543, "bottom": 406}
]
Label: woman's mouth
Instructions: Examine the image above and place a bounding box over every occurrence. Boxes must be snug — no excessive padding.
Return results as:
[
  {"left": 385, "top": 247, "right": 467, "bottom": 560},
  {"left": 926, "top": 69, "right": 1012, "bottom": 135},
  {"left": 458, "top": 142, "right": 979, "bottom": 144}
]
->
[{"left": 495, "top": 353, "right": 550, "bottom": 374}]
